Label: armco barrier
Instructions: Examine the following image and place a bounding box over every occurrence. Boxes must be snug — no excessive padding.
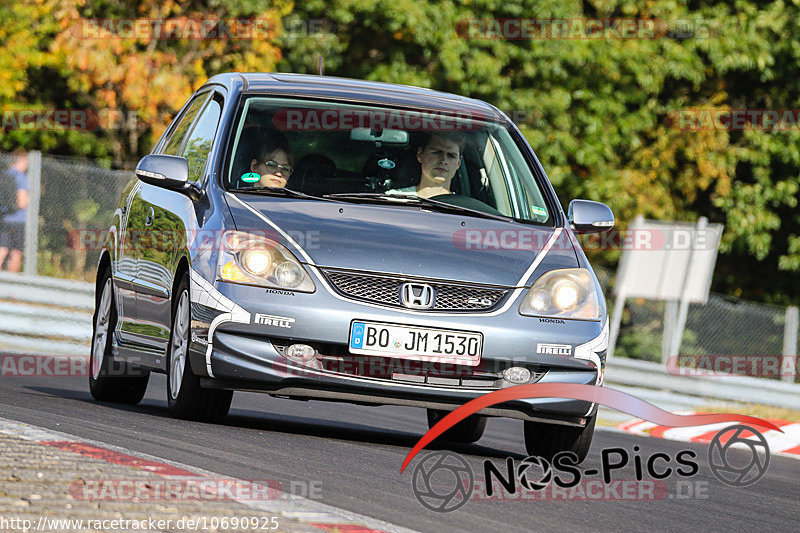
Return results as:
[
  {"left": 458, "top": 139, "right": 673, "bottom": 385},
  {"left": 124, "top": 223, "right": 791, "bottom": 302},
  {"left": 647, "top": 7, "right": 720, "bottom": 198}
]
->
[
  {"left": 0, "top": 273, "right": 798, "bottom": 408},
  {"left": 0, "top": 272, "right": 94, "bottom": 310},
  {"left": 605, "top": 356, "right": 800, "bottom": 409},
  {"left": 0, "top": 272, "right": 93, "bottom": 356}
]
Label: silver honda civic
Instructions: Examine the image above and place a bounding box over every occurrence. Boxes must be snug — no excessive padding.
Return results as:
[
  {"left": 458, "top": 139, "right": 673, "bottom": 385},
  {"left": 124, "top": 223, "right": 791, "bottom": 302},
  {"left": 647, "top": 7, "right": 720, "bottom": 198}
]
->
[{"left": 90, "top": 73, "right": 614, "bottom": 460}]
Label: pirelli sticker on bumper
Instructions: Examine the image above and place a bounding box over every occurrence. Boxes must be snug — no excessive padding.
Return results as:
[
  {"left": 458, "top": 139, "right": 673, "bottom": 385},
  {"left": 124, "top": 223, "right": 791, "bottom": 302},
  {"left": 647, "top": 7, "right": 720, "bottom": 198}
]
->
[
  {"left": 537, "top": 343, "right": 572, "bottom": 356},
  {"left": 254, "top": 314, "right": 295, "bottom": 328}
]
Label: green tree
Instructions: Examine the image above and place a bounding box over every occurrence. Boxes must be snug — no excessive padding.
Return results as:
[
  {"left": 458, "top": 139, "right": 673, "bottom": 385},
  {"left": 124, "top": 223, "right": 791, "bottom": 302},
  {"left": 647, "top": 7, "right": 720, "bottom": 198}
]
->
[
  {"left": 5, "top": 0, "right": 800, "bottom": 305},
  {"left": 280, "top": 0, "right": 800, "bottom": 304}
]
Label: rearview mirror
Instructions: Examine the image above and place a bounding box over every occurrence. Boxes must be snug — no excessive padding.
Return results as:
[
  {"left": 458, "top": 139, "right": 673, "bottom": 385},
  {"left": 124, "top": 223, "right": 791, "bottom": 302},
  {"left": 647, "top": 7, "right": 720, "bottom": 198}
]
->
[
  {"left": 135, "top": 154, "right": 189, "bottom": 190},
  {"left": 568, "top": 200, "right": 615, "bottom": 233},
  {"left": 350, "top": 128, "right": 409, "bottom": 145}
]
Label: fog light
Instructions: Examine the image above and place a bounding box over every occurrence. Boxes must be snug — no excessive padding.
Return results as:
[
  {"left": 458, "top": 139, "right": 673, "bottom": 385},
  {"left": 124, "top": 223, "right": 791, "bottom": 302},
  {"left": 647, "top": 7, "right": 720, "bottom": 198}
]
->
[
  {"left": 503, "top": 366, "right": 532, "bottom": 384},
  {"left": 285, "top": 343, "right": 316, "bottom": 362}
]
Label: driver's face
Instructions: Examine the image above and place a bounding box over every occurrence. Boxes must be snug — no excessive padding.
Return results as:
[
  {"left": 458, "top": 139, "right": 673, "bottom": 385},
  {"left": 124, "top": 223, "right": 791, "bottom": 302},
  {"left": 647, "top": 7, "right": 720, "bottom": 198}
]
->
[
  {"left": 251, "top": 149, "right": 291, "bottom": 188},
  {"left": 417, "top": 137, "right": 461, "bottom": 185}
]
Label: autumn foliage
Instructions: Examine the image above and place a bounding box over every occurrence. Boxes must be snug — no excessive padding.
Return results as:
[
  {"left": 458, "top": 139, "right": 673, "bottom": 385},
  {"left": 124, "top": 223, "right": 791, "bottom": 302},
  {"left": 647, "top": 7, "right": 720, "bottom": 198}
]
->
[{"left": 2, "top": 0, "right": 800, "bottom": 302}]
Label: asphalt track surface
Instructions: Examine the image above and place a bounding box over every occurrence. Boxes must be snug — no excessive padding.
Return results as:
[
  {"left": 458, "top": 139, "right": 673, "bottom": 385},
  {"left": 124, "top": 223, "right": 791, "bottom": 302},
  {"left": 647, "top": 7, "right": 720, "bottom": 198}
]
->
[{"left": 0, "top": 373, "right": 796, "bottom": 532}]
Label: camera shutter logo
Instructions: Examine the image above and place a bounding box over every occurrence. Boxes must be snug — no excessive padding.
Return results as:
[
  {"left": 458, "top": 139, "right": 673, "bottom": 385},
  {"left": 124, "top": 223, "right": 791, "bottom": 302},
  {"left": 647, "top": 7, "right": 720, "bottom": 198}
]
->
[
  {"left": 708, "top": 425, "right": 770, "bottom": 487},
  {"left": 411, "top": 451, "right": 473, "bottom": 512},
  {"left": 400, "top": 283, "right": 436, "bottom": 309},
  {"left": 517, "top": 456, "right": 553, "bottom": 491}
]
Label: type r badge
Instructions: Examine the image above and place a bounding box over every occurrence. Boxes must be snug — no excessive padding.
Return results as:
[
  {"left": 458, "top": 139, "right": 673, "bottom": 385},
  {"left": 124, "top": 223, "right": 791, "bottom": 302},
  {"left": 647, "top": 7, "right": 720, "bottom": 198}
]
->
[
  {"left": 536, "top": 343, "right": 572, "bottom": 356},
  {"left": 254, "top": 314, "right": 295, "bottom": 328}
]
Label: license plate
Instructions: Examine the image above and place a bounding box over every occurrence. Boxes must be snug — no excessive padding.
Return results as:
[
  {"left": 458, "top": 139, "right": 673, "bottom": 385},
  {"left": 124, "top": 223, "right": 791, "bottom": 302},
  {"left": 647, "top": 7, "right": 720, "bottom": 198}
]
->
[{"left": 349, "top": 321, "right": 482, "bottom": 365}]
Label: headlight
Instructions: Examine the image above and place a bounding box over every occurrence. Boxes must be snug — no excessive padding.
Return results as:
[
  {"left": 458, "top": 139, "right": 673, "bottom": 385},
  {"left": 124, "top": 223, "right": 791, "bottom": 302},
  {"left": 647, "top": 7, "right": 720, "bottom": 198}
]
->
[
  {"left": 519, "top": 268, "right": 600, "bottom": 320},
  {"left": 241, "top": 249, "right": 272, "bottom": 276},
  {"left": 218, "top": 231, "right": 315, "bottom": 292}
]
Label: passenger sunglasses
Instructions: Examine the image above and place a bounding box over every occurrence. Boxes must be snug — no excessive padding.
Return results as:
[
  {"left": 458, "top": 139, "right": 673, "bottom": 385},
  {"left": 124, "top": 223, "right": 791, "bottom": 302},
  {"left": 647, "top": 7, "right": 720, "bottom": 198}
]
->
[{"left": 262, "top": 160, "right": 294, "bottom": 176}]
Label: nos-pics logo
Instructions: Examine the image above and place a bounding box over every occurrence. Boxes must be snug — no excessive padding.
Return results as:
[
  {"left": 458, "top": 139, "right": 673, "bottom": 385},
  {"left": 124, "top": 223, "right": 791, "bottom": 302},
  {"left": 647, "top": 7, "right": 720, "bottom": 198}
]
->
[
  {"left": 411, "top": 424, "right": 770, "bottom": 512},
  {"left": 707, "top": 425, "right": 769, "bottom": 487}
]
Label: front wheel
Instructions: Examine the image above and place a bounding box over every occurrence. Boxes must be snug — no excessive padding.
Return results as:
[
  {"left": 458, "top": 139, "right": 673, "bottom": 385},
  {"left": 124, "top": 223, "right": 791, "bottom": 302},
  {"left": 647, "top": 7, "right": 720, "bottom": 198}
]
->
[
  {"left": 89, "top": 266, "right": 149, "bottom": 404},
  {"left": 166, "top": 273, "right": 232, "bottom": 421},
  {"left": 523, "top": 416, "right": 596, "bottom": 462},
  {"left": 427, "top": 409, "right": 487, "bottom": 444}
]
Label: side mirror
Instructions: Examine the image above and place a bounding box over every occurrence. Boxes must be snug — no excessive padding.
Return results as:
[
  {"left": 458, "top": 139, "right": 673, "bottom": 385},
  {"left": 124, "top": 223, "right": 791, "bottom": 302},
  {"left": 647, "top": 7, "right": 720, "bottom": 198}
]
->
[
  {"left": 135, "top": 154, "right": 189, "bottom": 190},
  {"left": 568, "top": 199, "right": 615, "bottom": 233}
]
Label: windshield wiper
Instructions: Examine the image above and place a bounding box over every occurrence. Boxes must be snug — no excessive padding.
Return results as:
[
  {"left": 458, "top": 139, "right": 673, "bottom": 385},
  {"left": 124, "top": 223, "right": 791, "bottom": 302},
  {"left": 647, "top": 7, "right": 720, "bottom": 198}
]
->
[
  {"left": 232, "top": 187, "right": 333, "bottom": 201},
  {"left": 322, "top": 192, "right": 417, "bottom": 201},
  {"left": 323, "top": 193, "right": 513, "bottom": 222}
]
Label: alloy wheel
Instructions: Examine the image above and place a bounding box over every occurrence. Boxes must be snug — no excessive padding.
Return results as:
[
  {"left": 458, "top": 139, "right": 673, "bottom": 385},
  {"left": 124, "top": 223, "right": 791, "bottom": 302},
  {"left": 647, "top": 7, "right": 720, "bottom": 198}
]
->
[
  {"left": 91, "top": 278, "right": 113, "bottom": 379},
  {"left": 169, "top": 290, "right": 190, "bottom": 399}
]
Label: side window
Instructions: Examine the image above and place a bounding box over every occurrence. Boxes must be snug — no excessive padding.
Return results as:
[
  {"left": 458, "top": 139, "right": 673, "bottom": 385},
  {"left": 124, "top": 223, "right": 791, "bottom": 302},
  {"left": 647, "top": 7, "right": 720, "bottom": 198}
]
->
[
  {"left": 181, "top": 97, "right": 222, "bottom": 183},
  {"left": 161, "top": 92, "right": 210, "bottom": 156}
]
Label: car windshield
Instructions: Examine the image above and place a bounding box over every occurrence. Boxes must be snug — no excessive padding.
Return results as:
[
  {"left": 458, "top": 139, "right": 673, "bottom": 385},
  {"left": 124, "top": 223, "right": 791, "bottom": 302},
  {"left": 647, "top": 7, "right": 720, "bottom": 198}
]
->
[{"left": 225, "top": 96, "right": 554, "bottom": 225}]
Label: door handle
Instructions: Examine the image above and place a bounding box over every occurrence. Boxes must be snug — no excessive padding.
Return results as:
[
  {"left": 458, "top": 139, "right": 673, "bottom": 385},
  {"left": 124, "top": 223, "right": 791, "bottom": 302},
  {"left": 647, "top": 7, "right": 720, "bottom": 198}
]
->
[{"left": 145, "top": 207, "right": 155, "bottom": 227}]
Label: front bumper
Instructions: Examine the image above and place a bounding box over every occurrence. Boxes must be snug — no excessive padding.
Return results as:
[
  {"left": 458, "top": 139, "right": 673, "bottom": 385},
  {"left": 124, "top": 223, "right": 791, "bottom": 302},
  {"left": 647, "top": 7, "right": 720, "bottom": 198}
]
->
[
  {"left": 199, "top": 330, "right": 599, "bottom": 426},
  {"left": 188, "top": 272, "right": 608, "bottom": 426}
]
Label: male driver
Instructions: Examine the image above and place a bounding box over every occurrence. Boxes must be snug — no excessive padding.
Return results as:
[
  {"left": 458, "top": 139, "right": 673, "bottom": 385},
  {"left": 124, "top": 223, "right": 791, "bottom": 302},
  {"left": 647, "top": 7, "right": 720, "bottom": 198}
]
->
[
  {"left": 0, "top": 150, "right": 29, "bottom": 272},
  {"left": 388, "top": 133, "right": 465, "bottom": 198}
]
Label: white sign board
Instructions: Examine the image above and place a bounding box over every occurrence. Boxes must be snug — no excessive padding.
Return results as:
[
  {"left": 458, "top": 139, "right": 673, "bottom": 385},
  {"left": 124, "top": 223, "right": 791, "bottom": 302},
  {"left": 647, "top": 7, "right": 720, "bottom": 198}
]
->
[{"left": 615, "top": 217, "right": 723, "bottom": 304}]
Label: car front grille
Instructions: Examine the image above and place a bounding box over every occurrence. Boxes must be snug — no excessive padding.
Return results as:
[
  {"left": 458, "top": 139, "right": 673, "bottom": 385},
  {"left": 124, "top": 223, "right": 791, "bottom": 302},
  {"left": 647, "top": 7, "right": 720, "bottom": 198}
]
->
[{"left": 319, "top": 268, "right": 509, "bottom": 312}]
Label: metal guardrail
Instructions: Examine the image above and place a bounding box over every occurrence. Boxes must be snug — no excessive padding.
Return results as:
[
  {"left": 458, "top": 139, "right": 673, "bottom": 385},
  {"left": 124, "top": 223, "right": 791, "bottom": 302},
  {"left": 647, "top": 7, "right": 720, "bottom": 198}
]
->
[
  {"left": 0, "top": 273, "right": 93, "bottom": 356},
  {"left": 0, "top": 273, "right": 798, "bottom": 409},
  {"left": 605, "top": 357, "right": 800, "bottom": 410},
  {"left": 0, "top": 272, "right": 94, "bottom": 310}
]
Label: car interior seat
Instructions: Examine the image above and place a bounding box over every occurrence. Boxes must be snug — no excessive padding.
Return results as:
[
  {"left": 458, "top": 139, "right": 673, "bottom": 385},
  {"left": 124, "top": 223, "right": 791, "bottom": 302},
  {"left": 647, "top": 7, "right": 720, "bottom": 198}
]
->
[
  {"left": 230, "top": 126, "right": 266, "bottom": 188},
  {"left": 290, "top": 153, "right": 337, "bottom": 195},
  {"left": 388, "top": 149, "right": 422, "bottom": 191}
]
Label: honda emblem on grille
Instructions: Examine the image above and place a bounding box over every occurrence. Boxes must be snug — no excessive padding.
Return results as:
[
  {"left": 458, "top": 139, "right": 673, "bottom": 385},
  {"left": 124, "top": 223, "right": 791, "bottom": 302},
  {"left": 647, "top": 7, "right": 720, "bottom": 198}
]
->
[{"left": 399, "top": 283, "right": 436, "bottom": 309}]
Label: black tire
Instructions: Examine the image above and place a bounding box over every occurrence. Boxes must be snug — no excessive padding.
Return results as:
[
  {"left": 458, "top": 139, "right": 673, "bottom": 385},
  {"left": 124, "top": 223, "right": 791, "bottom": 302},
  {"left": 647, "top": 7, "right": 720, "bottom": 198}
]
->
[
  {"left": 89, "top": 265, "right": 150, "bottom": 404},
  {"left": 524, "top": 415, "right": 596, "bottom": 462},
  {"left": 427, "top": 408, "right": 487, "bottom": 444},
  {"left": 166, "top": 272, "right": 232, "bottom": 422}
]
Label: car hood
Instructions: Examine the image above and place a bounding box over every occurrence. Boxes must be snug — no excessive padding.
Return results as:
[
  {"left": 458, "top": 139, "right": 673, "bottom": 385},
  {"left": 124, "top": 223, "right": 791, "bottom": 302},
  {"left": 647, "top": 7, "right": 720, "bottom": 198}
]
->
[{"left": 226, "top": 194, "right": 578, "bottom": 287}]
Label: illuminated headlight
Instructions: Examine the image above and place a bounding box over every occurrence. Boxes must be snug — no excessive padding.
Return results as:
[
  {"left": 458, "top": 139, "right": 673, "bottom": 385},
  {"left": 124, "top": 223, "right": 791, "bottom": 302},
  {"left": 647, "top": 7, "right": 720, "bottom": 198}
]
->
[
  {"left": 241, "top": 249, "right": 272, "bottom": 276},
  {"left": 554, "top": 282, "right": 579, "bottom": 309},
  {"left": 218, "top": 231, "right": 315, "bottom": 293},
  {"left": 519, "top": 268, "right": 600, "bottom": 320}
]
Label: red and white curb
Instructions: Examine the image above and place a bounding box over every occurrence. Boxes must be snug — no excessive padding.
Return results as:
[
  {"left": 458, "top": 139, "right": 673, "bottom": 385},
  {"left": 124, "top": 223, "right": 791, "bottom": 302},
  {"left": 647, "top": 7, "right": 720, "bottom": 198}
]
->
[
  {"left": 0, "top": 416, "right": 417, "bottom": 533},
  {"left": 616, "top": 414, "right": 800, "bottom": 459}
]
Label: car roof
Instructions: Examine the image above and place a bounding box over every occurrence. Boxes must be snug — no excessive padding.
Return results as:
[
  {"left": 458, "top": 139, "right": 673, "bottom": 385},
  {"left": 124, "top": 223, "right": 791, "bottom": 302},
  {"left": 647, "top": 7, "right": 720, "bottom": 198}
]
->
[{"left": 204, "top": 72, "right": 505, "bottom": 119}]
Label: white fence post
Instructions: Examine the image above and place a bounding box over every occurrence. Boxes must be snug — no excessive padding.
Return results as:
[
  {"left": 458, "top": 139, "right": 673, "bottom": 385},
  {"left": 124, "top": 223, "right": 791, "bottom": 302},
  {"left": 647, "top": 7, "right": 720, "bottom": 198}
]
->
[
  {"left": 670, "top": 216, "right": 708, "bottom": 360},
  {"left": 607, "top": 291, "right": 626, "bottom": 360},
  {"left": 662, "top": 300, "right": 678, "bottom": 363},
  {"left": 607, "top": 216, "right": 643, "bottom": 360},
  {"left": 782, "top": 306, "right": 798, "bottom": 383},
  {"left": 23, "top": 150, "right": 41, "bottom": 276}
]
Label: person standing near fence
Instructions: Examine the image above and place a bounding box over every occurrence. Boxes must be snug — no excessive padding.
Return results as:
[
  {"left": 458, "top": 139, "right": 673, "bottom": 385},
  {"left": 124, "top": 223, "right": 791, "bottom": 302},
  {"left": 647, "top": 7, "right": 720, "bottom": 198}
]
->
[{"left": 0, "top": 149, "right": 29, "bottom": 272}]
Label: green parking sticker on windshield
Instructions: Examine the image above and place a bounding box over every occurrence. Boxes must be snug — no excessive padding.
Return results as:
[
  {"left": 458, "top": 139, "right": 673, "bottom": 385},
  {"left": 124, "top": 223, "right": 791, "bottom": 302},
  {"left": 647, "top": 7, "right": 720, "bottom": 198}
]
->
[
  {"left": 241, "top": 172, "right": 261, "bottom": 183},
  {"left": 531, "top": 206, "right": 548, "bottom": 217}
]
